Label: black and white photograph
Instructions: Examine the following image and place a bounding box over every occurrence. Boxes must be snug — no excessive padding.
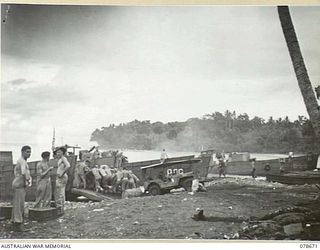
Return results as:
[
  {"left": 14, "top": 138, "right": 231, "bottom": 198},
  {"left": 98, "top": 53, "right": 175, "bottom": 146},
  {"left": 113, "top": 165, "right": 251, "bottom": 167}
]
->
[{"left": 0, "top": 2, "right": 320, "bottom": 241}]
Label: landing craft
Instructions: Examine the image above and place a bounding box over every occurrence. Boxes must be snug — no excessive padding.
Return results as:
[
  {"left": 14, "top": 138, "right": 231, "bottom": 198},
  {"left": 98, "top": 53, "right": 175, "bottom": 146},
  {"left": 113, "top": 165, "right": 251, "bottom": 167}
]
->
[
  {"left": 0, "top": 145, "right": 213, "bottom": 203},
  {"left": 209, "top": 151, "right": 318, "bottom": 179}
]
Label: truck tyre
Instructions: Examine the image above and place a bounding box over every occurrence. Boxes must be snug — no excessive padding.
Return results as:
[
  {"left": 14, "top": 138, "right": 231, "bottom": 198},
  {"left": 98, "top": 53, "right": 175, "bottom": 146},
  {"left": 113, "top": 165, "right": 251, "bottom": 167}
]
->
[
  {"left": 148, "top": 183, "right": 161, "bottom": 196},
  {"left": 181, "top": 178, "right": 193, "bottom": 192}
]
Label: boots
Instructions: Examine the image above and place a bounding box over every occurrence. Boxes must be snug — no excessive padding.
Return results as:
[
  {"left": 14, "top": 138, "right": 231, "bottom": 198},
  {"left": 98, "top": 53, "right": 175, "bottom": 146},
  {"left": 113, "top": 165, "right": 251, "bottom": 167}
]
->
[{"left": 12, "top": 222, "right": 23, "bottom": 232}]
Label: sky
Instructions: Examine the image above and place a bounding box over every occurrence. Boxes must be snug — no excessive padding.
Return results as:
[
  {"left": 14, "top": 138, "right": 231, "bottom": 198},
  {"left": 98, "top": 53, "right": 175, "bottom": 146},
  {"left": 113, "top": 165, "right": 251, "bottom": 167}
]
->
[{"left": 1, "top": 4, "right": 320, "bottom": 159}]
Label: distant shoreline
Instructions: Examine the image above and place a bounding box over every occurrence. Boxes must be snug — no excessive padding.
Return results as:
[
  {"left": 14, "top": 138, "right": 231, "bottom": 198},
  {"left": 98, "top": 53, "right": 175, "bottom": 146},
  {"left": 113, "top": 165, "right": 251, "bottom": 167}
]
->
[{"left": 2, "top": 145, "right": 290, "bottom": 163}]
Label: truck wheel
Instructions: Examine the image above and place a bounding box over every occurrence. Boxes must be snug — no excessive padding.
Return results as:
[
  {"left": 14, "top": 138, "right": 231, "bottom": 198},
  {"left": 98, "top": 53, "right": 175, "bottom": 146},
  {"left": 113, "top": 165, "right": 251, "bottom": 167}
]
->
[
  {"left": 181, "top": 179, "right": 193, "bottom": 192},
  {"left": 148, "top": 184, "right": 161, "bottom": 196}
]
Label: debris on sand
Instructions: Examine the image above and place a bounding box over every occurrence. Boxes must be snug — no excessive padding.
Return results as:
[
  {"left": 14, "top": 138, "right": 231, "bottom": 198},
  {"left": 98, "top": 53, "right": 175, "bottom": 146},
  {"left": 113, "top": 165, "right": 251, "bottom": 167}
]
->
[
  {"left": 122, "top": 187, "right": 145, "bottom": 199},
  {"left": 232, "top": 232, "right": 239, "bottom": 239},
  {"left": 192, "top": 209, "right": 206, "bottom": 221},
  {"left": 191, "top": 179, "right": 207, "bottom": 193},
  {"left": 223, "top": 234, "right": 230, "bottom": 239},
  {"left": 283, "top": 223, "right": 303, "bottom": 236},
  {"left": 194, "top": 232, "right": 205, "bottom": 238},
  {"left": 237, "top": 202, "right": 320, "bottom": 239},
  {"left": 77, "top": 196, "right": 89, "bottom": 201},
  {"left": 170, "top": 188, "right": 185, "bottom": 193},
  {"left": 92, "top": 208, "right": 104, "bottom": 212},
  {"left": 240, "top": 220, "right": 284, "bottom": 239},
  {"left": 260, "top": 206, "right": 311, "bottom": 221},
  {"left": 206, "top": 175, "right": 287, "bottom": 189},
  {"left": 191, "top": 208, "right": 248, "bottom": 223}
]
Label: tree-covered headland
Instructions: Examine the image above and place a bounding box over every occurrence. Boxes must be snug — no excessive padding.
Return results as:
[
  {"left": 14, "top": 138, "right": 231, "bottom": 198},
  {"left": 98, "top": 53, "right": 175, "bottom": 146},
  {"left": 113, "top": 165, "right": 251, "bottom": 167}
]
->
[{"left": 90, "top": 111, "right": 318, "bottom": 154}]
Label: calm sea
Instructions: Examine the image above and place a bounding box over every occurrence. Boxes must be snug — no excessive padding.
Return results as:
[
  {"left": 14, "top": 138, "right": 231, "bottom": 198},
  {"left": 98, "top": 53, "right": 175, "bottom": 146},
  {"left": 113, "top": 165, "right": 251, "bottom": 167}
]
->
[{"left": 0, "top": 142, "right": 288, "bottom": 163}]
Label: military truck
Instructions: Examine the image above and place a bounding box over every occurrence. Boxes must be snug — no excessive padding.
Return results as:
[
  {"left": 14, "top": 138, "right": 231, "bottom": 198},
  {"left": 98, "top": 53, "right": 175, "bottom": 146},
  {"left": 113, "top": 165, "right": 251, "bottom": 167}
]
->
[{"left": 141, "top": 158, "right": 201, "bottom": 195}]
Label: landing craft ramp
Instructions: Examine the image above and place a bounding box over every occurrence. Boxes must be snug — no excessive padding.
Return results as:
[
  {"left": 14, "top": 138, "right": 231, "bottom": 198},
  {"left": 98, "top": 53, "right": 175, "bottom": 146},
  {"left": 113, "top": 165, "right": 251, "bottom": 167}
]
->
[{"left": 70, "top": 188, "right": 117, "bottom": 201}]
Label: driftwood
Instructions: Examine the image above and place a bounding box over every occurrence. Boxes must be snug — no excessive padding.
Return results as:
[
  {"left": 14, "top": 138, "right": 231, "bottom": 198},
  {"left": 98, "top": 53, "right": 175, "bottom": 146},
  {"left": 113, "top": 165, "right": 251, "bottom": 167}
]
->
[
  {"left": 260, "top": 206, "right": 312, "bottom": 220},
  {"left": 191, "top": 209, "right": 248, "bottom": 222}
]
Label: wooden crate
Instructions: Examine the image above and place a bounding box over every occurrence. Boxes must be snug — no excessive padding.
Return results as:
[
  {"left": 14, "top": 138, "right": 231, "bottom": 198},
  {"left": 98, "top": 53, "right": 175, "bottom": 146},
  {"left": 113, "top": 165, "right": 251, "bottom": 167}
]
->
[
  {"left": 28, "top": 207, "right": 63, "bottom": 221},
  {"left": 0, "top": 205, "right": 12, "bottom": 219}
]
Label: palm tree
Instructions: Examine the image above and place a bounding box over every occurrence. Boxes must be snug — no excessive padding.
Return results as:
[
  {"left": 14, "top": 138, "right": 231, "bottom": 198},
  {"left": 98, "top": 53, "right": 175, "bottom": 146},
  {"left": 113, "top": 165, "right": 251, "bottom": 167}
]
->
[{"left": 278, "top": 6, "right": 320, "bottom": 140}]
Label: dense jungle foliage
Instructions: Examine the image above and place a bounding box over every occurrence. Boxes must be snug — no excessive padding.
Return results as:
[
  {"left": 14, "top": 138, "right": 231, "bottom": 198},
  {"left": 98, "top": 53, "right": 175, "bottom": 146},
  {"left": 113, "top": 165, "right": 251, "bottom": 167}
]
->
[{"left": 91, "top": 111, "right": 318, "bottom": 154}]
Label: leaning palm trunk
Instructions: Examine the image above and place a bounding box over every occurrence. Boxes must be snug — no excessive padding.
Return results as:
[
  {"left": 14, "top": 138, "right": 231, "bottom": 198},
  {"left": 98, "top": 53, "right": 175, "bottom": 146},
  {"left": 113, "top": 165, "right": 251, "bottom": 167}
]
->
[{"left": 278, "top": 6, "right": 320, "bottom": 140}]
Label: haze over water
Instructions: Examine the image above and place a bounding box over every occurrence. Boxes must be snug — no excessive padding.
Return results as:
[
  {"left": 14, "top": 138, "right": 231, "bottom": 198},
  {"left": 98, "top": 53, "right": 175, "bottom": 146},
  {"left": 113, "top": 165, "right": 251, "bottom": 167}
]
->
[{"left": 1, "top": 140, "right": 287, "bottom": 164}]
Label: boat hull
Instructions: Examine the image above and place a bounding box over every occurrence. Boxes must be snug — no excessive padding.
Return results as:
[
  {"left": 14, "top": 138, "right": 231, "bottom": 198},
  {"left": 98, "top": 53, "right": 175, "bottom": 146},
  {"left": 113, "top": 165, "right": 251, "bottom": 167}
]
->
[
  {"left": 266, "top": 171, "right": 320, "bottom": 185},
  {"left": 210, "top": 154, "right": 318, "bottom": 177}
]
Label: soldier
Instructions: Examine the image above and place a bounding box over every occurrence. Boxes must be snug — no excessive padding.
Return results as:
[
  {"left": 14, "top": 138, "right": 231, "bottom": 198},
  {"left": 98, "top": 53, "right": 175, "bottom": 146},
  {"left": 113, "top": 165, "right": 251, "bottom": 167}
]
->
[
  {"left": 100, "top": 165, "right": 115, "bottom": 191},
  {"left": 11, "top": 145, "right": 32, "bottom": 232},
  {"left": 128, "top": 170, "right": 140, "bottom": 188},
  {"left": 34, "top": 151, "right": 54, "bottom": 208},
  {"left": 121, "top": 168, "right": 131, "bottom": 192},
  {"left": 91, "top": 165, "right": 103, "bottom": 192},
  {"left": 73, "top": 160, "right": 89, "bottom": 189},
  {"left": 218, "top": 158, "right": 226, "bottom": 178},
  {"left": 250, "top": 158, "right": 256, "bottom": 178},
  {"left": 160, "top": 149, "right": 168, "bottom": 163},
  {"left": 280, "top": 159, "right": 286, "bottom": 174},
  {"left": 91, "top": 147, "right": 100, "bottom": 166},
  {"left": 55, "top": 147, "right": 70, "bottom": 212}
]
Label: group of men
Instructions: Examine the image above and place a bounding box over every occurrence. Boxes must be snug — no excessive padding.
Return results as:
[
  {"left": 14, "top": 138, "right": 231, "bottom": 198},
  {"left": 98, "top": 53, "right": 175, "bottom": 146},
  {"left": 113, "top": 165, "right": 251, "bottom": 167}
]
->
[
  {"left": 11, "top": 145, "right": 70, "bottom": 232},
  {"left": 10, "top": 145, "right": 142, "bottom": 232},
  {"left": 72, "top": 159, "right": 140, "bottom": 194}
]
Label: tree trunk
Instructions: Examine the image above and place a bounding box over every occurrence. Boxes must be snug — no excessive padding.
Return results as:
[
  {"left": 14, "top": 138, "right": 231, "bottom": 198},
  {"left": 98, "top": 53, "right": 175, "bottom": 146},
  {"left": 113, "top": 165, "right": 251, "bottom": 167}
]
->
[{"left": 278, "top": 6, "right": 320, "bottom": 141}]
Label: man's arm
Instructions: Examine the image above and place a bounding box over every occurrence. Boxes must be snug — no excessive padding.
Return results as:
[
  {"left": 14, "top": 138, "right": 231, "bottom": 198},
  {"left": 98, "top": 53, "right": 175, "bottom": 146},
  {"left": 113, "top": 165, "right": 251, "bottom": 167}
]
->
[
  {"left": 20, "top": 160, "right": 31, "bottom": 180},
  {"left": 19, "top": 160, "right": 31, "bottom": 187},
  {"left": 58, "top": 157, "right": 71, "bottom": 178},
  {"left": 37, "top": 163, "right": 54, "bottom": 179},
  {"left": 132, "top": 173, "right": 140, "bottom": 183}
]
